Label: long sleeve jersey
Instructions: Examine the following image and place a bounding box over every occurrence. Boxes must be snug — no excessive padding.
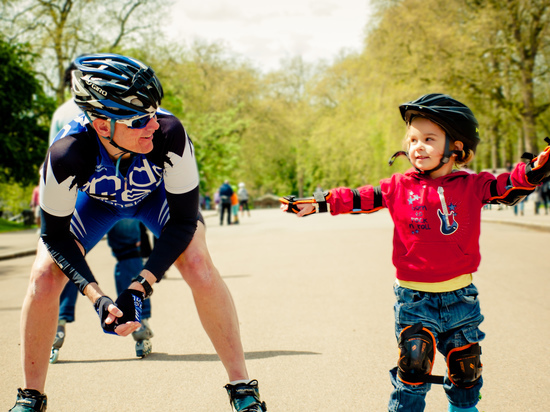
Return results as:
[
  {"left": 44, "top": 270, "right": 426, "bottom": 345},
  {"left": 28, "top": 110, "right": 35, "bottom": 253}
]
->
[
  {"left": 40, "top": 110, "right": 200, "bottom": 292},
  {"left": 326, "top": 165, "right": 535, "bottom": 283}
]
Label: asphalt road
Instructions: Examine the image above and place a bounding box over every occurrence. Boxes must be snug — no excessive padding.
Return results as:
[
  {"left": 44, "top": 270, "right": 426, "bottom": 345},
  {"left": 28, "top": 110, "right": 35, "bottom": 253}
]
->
[{"left": 1, "top": 208, "right": 549, "bottom": 411}]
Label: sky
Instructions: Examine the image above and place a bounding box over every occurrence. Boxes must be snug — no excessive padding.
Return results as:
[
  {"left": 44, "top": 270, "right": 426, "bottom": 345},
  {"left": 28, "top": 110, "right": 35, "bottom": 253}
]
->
[{"left": 164, "top": 0, "right": 373, "bottom": 72}]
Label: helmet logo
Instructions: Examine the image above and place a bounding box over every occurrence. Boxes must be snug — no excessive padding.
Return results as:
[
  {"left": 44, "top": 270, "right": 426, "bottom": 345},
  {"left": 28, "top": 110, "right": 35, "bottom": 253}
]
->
[{"left": 85, "top": 80, "right": 108, "bottom": 97}]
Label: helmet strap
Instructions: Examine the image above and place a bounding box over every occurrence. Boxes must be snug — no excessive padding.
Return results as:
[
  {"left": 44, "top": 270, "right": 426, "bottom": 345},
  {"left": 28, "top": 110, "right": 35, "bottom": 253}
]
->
[
  {"left": 416, "top": 133, "right": 459, "bottom": 175},
  {"left": 389, "top": 151, "right": 409, "bottom": 166},
  {"left": 106, "top": 118, "right": 138, "bottom": 155}
]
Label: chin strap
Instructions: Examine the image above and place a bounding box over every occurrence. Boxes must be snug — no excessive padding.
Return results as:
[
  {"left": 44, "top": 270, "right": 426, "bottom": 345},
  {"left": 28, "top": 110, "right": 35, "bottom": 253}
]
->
[
  {"left": 389, "top": 151, "right": 409, "bottom": 166},
  {"left": 107, "top": 119, "right": 138, "bottom": 155},
  {"left": 106, "top": 119, "right": 138, "bottom": 178},
  {"left": 86, "top": 113, "right": 138, "bottom": 178}
]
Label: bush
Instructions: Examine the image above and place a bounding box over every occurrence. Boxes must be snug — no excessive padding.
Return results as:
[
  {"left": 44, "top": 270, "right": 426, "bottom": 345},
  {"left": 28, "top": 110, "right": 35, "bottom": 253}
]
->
[{"left": 0, "top": 182, "right": 35, "bottom": 218}]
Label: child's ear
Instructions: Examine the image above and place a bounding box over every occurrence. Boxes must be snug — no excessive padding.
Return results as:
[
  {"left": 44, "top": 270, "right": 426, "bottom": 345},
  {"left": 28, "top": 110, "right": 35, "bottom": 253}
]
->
[{"left": 453, "top": 140, "right": 464, "bottom": 153}]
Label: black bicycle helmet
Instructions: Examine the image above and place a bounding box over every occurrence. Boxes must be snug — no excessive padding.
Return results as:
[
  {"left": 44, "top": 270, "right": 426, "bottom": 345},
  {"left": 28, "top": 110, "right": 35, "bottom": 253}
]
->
[
  {"left": 390, "top": 93, "right": 480, "bottom": 174},
  {"left": 71, "top": 53, "right": 163, "bottom": 122},
  {"left": 71, "top": 53, "right": 164, "bottom": 158}
]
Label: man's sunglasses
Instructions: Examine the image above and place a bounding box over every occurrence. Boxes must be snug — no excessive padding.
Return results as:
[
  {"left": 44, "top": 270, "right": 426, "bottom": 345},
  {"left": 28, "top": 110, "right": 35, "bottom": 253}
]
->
[{"left": 116, "top": 112, "right": 156, "bottom": 129}]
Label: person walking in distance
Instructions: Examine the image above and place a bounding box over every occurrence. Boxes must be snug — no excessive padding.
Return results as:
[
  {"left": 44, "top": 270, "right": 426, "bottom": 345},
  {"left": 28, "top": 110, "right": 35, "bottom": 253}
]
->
[
  {"left": 219, "top": 180, "right": 234, "bottom": 226},
  {"left": 238, "top": 182, "right": 251, "bottom": 218}
]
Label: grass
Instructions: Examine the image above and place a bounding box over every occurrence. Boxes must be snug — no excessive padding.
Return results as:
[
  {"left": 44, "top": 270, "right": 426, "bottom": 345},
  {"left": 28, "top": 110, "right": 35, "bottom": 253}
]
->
[{"left": 0, "top": 218, "right": 35, "bottom": 233}]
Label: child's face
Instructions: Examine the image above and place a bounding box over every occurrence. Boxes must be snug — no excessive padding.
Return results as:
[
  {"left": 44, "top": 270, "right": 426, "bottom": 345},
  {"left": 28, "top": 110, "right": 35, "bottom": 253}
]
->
[{"left": 407, "top": 117, "right": 454, "bottom": 178}]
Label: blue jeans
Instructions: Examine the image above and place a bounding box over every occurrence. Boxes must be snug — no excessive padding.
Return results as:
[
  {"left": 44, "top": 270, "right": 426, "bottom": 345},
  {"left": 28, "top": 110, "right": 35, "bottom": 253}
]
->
[
  {"left": 58, "top": 219, "right": 151, "bottom": 321},
  {"left": 107, "top": 219, "right": 151, "bottom": 319},
  {"left": 220, "top": 202, "right": 231, "bottom": 225},
  {"left": 388, "top": 284, "right": 485, "bottom": 412}
]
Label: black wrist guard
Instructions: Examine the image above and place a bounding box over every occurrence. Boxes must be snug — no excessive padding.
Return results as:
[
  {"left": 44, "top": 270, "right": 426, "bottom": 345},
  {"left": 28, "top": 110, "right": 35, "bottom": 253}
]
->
[
  {"left": 524, "top": 137, "right": 550, "bottom": 185},
  {"left": 94, "top": 296, "right": 117, "bottom": 335},
  {"left": 115, "top": 289, "right": 144, "bottom": 324},
  {"left": 279, "top": 191, "right": 331, "bottom": 215}
]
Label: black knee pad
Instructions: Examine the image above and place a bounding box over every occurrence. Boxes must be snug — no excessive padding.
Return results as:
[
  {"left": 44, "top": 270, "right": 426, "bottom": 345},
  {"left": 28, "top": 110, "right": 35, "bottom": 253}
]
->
[
  {"left": 447, "top": 342, "right": 482, "bottom": 388},
  {"left": 397, "top": 323, "right": 437, "bottom": 385}
]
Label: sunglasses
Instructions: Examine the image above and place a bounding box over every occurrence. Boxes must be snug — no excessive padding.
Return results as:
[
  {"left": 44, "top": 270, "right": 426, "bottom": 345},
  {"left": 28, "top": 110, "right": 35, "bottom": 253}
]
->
[{"left": 116, "top": 112, "right": 156, "bottom": 129}]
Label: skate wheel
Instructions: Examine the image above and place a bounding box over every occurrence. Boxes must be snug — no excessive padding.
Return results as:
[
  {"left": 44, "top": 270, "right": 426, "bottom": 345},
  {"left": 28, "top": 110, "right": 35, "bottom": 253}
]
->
[
  {"left": 136, "top": 339, "right": 152, "bottom": 358},
  {"left": 49, "top": 348, "right": 60, "bottom": 364}
]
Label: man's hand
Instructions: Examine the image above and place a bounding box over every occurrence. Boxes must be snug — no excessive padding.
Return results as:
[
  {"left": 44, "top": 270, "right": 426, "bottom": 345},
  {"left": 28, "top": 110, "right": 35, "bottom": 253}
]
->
[
  {"left": 94, "top": 296, "right": 140, "bottom": 336},
  {"left": 114, "top": 289, "right": 144, "bottom": 324}
]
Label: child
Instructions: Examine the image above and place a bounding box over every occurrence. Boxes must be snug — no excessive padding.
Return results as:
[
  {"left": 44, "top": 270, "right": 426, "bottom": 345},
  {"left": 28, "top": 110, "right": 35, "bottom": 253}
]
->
[{"left": 280, "top": 93, "right": 550, "bottom": 412}]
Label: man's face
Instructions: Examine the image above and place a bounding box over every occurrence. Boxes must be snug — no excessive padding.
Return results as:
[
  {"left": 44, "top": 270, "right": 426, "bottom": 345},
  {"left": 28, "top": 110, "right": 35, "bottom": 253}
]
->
[{"left": 96, "top": 115, "right": 160, "bottom": 155}]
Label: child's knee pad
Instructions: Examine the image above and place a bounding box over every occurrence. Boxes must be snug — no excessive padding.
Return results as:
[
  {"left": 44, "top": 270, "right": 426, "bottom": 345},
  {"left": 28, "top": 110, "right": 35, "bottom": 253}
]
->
[
  {"left": 447, "top": 343, "right": 482, "bottom": 388},
  {"left": 397, "top": 323, "right": 443, "bottom": 385}
]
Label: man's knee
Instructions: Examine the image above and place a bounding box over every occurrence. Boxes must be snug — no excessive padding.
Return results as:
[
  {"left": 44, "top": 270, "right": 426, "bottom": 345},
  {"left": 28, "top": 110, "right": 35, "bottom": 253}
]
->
[
  {"left": 29, "top": 260, "right": 67, "bottom": 301},
  {"left": 175, "top": 245, "right": 218, "bottom": 289}
]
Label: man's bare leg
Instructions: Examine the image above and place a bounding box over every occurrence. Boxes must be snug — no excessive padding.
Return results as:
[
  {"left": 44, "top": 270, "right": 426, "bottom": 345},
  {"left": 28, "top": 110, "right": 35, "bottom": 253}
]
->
[
  {"left": 174, "top": 222, "right": 249, "bottom": 381},
  {"left": 21, "top": 240, "right": 69, "bottom": 393}
]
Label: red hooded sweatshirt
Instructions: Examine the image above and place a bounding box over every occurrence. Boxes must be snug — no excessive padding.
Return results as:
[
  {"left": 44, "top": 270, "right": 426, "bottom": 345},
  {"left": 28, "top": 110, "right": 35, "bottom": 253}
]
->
[{"left": 327, "top": 164, "right": 534, "bottom": 283}]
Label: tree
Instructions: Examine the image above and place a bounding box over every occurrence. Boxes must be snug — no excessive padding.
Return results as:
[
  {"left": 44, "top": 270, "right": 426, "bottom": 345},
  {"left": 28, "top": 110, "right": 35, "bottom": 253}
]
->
[
  {"left": 153, "top": 40, "right": 261, "bottom": 195},
  {"left": 0, "top": 39, "right": 54, "bottom": 184},
  {"left": 355, "top": 0, "right": 550, "bottom": 172},
  {"left": 478, "top": 0, "right": 550, "bottom": 154},
  {"left": 0, "top": 0, "right": 171, "bottom": 104}
]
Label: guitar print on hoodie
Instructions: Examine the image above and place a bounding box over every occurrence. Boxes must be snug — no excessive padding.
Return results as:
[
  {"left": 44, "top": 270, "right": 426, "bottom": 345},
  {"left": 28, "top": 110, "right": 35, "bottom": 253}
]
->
[{"left": 437, "top": 186, "right": 459, "bottom": 235}]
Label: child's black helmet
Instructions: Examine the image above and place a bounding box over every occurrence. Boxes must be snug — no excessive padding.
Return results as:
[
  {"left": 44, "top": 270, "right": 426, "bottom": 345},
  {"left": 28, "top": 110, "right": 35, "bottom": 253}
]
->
[{"left": 399, "top": 93, "right": 480, "bottom": 154}]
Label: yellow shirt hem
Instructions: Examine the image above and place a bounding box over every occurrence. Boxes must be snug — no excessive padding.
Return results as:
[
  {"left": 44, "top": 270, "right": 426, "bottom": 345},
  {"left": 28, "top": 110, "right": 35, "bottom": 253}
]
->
[{"left": 396, "top": 274, "right": 473, "bottom": 292}]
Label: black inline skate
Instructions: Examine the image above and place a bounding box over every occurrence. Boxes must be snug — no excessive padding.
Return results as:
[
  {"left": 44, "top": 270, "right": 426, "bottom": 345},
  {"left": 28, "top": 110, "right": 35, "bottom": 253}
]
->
[{"left": 10, "top": 388, "right": 47, "bottom": 411}]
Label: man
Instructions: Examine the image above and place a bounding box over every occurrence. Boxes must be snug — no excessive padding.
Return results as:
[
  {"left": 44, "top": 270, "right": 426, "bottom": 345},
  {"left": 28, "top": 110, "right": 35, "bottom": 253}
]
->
[
  {"left": 219, "top": 180, "right": 234, "bottom": 225},
  {"left": 10, "top": 53, "right": 266, "bottom": 412},
  {"left": 47, "top": 62, "right": 154, "bottom": 363}
]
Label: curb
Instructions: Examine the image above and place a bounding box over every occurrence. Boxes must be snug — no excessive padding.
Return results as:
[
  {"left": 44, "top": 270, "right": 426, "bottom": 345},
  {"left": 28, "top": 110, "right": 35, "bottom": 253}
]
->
[
  {"left": 0, "top": 249, "right": 37, "bottom": 261},
  {"left": 0, "top": 212, "right": 219, "bottom": 262}
]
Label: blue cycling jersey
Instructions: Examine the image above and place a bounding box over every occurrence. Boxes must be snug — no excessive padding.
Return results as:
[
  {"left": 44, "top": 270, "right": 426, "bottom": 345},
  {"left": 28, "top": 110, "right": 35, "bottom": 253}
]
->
[{"left": 40, "top": 110, "right": 200, "bottom": 293}]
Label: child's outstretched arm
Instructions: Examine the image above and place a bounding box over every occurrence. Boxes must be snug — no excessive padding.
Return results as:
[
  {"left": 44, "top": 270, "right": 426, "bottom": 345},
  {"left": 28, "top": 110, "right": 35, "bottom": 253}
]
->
[
  {"left": 280, "top": 185, "right": 385, "bottom": 217},
  {"left": 279, "top": 192, "right": 331, "bottom": 217},
  {"left": 486, "top": 140, "right": 550, "bottom": 206}
]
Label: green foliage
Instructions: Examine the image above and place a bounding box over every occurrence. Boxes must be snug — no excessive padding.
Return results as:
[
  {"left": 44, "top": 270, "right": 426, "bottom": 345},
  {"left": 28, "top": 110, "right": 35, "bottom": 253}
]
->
[
  {"left": 2, "top": 0, "right": 550, "bottom": 206},
  {"left": 0, "top": 218, "right": 34, "bottom": 233},
  {"left": 0, "top": 39, "right": 54, "bottom": 185},
  {"left": 188, "top": 108, "right": 248, "bottom": 193},
  {"left": 0, "top": 182, "right": 35, "bottom": 216},
  {"left": 1, "top": 0, "right": 172, "bottom": 105}
]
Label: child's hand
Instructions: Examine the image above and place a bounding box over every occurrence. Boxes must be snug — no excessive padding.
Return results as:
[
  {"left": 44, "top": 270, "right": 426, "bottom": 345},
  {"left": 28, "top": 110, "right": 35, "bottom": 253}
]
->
[
  {"left": 297, "top": 203, "right": 315, "bottom": 217},
  {"left": 534, "top": 149, "right": 550, "bottom": 169},
  {"left": 525, "top": 145, "right": 550, "bottom": 185},
  {"left": 279, "top": 196, "right": 318, "bottom": 217}
]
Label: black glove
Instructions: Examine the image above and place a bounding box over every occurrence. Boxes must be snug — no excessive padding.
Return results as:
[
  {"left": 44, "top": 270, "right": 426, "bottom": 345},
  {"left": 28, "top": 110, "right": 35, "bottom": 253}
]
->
[
  {"left": 94, "top": 296, "right": 117, "bottom": 335},
  {"left": 114, "top": 289, "right": 144, "bottom": 324}
]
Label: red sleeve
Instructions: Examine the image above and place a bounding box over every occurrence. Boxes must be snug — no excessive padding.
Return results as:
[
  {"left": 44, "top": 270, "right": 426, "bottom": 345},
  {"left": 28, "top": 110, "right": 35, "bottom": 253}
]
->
[{"left": 327, "top": 185, "right": 383, "bottom": 215}]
